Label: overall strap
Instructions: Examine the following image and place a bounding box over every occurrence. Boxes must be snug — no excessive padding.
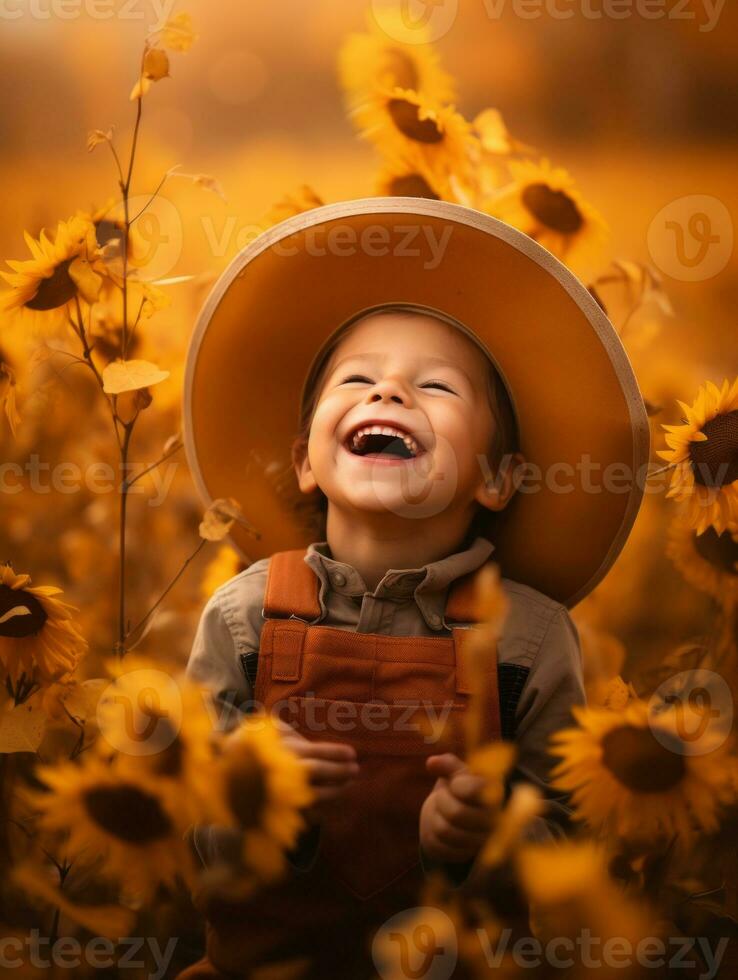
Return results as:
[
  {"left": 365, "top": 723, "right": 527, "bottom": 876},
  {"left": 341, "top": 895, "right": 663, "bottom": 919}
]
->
[{"left": 262, "top": 549, "right": 321, "bottom": 621}]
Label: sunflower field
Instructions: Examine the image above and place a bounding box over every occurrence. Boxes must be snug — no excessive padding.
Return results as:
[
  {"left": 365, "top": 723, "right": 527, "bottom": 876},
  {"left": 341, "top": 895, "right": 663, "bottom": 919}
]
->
[{"left": 1, "top": 3, "right": 737, "bottom": 978}]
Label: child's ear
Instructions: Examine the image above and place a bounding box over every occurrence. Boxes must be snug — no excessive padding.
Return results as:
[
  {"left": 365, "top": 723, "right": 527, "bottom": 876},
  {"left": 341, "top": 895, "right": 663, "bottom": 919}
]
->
[
  {"left": 474, "top": 451, "right": 525, "bottom": 513},
  {"left": 291, "top": 436, "right": 318, "bottom": 495}
]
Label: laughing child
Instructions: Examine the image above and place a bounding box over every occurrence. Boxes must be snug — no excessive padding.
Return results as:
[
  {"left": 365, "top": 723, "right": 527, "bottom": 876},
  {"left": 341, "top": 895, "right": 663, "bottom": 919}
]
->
[{"left": 178, "top": 199, "right": 649, "bottom": 978}]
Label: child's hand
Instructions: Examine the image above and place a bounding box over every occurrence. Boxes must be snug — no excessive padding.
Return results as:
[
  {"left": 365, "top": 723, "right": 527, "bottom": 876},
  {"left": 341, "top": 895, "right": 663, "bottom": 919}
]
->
[
  {"left": 419, "top": 753, "right": 493, "bottom": 864},
  {"left": 273, "top": 718, "right": 359, "bottom": 823}
]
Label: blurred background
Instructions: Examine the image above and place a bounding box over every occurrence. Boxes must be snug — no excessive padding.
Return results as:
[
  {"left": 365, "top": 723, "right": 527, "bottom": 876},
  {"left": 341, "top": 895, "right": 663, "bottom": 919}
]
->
[{"left": 0, "top": 0, "right": 736, "bottom": 680}]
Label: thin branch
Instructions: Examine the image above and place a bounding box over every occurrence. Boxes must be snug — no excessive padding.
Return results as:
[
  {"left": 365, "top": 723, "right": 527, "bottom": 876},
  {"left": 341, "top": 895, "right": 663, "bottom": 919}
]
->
[
  {"left": 128, "top": 168, "right": 172, "bottom": 224},
  {"left": 124, "top": 294, "right": 147, "bottom": 359},
  {"left": 123, "top": 538, "right": 207, "bottom": 649},
  {"left": 127, "top": 438, "right": 183, "bottom": 488}
]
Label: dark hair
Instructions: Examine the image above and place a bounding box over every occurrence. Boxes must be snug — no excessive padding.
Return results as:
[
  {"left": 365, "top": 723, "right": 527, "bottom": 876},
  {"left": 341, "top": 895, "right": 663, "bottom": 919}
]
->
[{"left": 280, "top": 308, "right": 520, "bottom": 542}]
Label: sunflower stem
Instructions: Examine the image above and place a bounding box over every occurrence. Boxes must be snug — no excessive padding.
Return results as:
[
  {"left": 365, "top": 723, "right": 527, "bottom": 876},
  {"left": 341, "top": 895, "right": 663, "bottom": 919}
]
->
[
  {"left": 121, "top": 47, "right": 146, "bottom": 360},
  {"left": 117, "top": 416, "right": 136, "bottom": 656},
  {"left": 70, "top": 301, "right": 122, "bottom": 452}
]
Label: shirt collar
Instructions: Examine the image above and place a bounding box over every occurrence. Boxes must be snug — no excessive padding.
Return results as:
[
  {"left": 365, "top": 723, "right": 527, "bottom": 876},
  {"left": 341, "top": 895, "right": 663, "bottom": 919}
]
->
[{"left": 303, "top": 536, "right": 495, "bottom": 631}]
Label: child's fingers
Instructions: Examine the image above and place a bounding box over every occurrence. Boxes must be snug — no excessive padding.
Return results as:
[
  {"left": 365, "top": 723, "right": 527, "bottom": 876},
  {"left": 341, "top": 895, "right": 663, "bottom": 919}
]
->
[
  {"left": 448, "top": 771, "right": 488, "bottom": 805},
  {"left": 284, "top": 737, "right": 357, "bottom": 762},
  {"left": 430, "top": 811, "right": 484, "bottom": 851},
  {"left": 436, "top": 788, "right": 492, "bottom": 832},
  {"left": 425, "top": 753, "right": 467, "bottom": 781},
  {"left": 305, "top": 758, "right": 359, "bottom": 786},
  {"left": 311, "top": 783, "right": 353, "bottom": 804}
]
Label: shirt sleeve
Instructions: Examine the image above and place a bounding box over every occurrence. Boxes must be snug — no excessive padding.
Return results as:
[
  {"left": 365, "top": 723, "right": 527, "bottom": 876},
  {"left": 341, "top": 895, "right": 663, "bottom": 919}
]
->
[
  {"left": 509, "top": 604, "right": 586, "bottom": 843},
  {"left": 185, "top": 591, "right": 251, "bottom": 734}
]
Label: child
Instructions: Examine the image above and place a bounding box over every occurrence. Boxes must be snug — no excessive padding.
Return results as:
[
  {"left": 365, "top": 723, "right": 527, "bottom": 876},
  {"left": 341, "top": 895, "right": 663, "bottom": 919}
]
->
[{"left": 178, "top": 199, "right": 649, "bottom": 978}]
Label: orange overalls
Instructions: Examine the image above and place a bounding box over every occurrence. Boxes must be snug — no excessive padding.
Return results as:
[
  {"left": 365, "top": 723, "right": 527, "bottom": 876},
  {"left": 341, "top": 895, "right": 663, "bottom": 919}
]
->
[{"left": 178, "top": 549, "right": 502, "bottom": 979}]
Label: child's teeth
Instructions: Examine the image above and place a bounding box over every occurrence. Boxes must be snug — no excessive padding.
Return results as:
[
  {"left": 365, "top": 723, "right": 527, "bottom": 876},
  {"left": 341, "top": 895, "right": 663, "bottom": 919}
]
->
[{"left": 348, "top": 424, "right": 422, "bottom": 456}]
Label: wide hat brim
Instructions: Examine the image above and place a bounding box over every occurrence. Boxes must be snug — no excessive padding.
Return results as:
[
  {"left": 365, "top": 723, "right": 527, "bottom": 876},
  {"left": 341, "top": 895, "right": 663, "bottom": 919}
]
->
[{"left": 183, "top": 197, "right": 650, "bottom": 607}]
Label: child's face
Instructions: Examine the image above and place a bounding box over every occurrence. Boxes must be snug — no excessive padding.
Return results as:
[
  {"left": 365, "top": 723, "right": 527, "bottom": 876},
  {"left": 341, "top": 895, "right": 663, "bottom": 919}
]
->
[{"left": 294, "top": 311, "right": 509, "bottom": 524}]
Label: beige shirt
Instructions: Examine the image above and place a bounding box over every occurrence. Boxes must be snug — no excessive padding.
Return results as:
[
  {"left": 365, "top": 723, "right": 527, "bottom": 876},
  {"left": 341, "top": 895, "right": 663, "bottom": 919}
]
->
[{"left": 186, "top": 536, "right": 586, "bottom": 873}]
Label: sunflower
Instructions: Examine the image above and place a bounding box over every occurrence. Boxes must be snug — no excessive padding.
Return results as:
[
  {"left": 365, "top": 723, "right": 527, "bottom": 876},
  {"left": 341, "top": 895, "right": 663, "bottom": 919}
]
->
[
  {"left": 27, "top": 752, "right": 198, "bottom": 902},
  {"left": 350, "top": 87, "right": 477, "bottom": 179},
  {"left": 214, "top": 713, "right": 313, "bottom": 884},
  {"left": 0, "top": 357, "right": 21, "bottom": 438},
  {"left": 667, "top": 515, "right": 738, "bottom": 606},
  {"left": 0, "top": 216, "right": 102, "bottom": 336},
  {"left": 201, "top": 544, "right": 247, "bottom": 599},
  {"left": 76, "top": 197, "right": 139, "bottom": 267},
  {"left": 658, "top": 378, "right": 738, "bottom": 535},
  {"left": 550, "top": 699, "right": 734, "bottom": 843},
  {"left": 516, "top": 839, "right": 652, "bottom": 950},
  {"left": 486, "top": 158, "right": 608, "bottom": 273},
  {"left": 261, "top": 185, "right": 325, "bottom": 230},
  {"left": 338, "top": 9, "right": 455, "bottom": 109},
  {"left": 94, "top": 656, "right": 219, "bottom": 826},
  {"left": 0, "top": 563, "right": 87, "bottom": 699},
  {"left": 376, "top": 154, "right": 453, "bottom": 201}
]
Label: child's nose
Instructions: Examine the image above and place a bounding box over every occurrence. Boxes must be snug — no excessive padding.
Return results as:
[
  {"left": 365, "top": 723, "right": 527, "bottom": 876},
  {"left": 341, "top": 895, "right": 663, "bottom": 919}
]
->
[{"left": 366, "top": 376, "right": 412, "bottom": 406}]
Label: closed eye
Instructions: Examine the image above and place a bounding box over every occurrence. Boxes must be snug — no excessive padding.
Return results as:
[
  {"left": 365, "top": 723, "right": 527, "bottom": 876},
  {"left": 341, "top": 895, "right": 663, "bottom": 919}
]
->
[
  {"left": 420, "top": 380, "right": 455, "bottom": 393},
  {"left": 340, "top": 374, "right": 373, "bottom": 384}
]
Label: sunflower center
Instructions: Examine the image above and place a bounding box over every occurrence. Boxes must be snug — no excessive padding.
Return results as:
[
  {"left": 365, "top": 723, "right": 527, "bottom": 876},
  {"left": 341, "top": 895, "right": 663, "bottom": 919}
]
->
[
  {"left": 95, "top": 219, "right": 125, "bottom": 256},
  {"left": 388, "top": 173, "right": 440, "bottom": 200},
  {"left": 689, "top": 410, "right": 738, "bottom": 488},
  {"left": 0, "top": 584, "right": 48, "bottom": 638},
  {"left": 84, "top": 783, "right": 173, "bottom": 843},
  {"left": 25, "top": 258, "right": 78, "bottom": 312},
  {"left": 694, "top": 526, "right": 738, "bottom": 574},
  {"left": 227, "top": 749, "right": 269, "bottom": 829},
  {"left": 388, "top": 98, "right": 443, "bottom": 144},
  {"left": 521, "top": 183, "right": 584, "bottom": 235},
  {"left": 382, "top": 49, "right": 419, "bottom": 91},
  {"left": 601, "top": 725, "right": 686, "bottom": 792}
]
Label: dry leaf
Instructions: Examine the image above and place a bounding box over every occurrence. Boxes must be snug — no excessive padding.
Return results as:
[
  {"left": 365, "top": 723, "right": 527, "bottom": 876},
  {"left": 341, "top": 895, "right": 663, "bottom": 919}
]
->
[
  {"left": 169, "top": 171, "right": 228, "bottom": 203},
  {"left": 143, "top": 47, "right": 170, "bottom": 81},
  {"left": 86, "top": 127, "right": 114, "bottom": 152},
  {"left": 158, "top": 11, "right": 198, "bottom": 52},
  {"left": 199, "top": 497, "right": 260, "bottom": 542},
  {"left": 0, "top": 700, "right": 47, "bottom": 754},
  {"left": 102, "top": 359, "right": 169, "bottom": 395}
]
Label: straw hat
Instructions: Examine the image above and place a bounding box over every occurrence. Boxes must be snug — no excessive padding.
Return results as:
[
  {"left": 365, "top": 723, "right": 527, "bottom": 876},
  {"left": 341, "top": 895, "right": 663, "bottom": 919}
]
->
[{"left": 183, "top": 198, "right": 650, "bottom": 607}]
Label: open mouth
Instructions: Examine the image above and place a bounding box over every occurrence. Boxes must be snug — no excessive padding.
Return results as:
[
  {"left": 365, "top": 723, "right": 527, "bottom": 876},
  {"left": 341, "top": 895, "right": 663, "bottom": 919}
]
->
[{"left": 344, "top": 423, "right": 426, "bottom": 461}]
